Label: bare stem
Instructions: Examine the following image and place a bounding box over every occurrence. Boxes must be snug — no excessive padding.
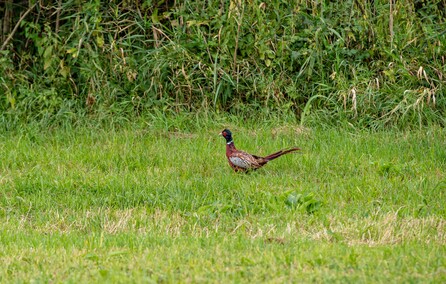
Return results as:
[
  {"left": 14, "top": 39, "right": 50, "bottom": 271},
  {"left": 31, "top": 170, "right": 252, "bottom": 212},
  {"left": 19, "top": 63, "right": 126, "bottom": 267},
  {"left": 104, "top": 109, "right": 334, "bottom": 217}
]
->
[
  {"left": 389, "top": 0, "right": 394, "bottom": 48},
  {"left": 1, "top": 3, "right": 37, "bottom": 51}
]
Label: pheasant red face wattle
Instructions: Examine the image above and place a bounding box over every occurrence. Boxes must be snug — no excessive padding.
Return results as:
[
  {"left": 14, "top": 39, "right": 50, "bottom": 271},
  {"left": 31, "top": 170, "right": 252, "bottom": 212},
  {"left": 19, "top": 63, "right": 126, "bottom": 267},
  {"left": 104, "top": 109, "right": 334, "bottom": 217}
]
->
[{"left": 220, "top": 129, "right": 233, "bottom": 143}]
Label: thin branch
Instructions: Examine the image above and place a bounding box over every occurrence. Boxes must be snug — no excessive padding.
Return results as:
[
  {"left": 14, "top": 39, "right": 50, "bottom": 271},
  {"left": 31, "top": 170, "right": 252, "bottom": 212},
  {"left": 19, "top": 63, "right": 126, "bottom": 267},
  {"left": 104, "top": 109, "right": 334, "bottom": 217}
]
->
[
  {"left": 0, "top": 2, "right": 37, "bottom": 51},
  {"left": 389, "top": 0, "right": 394, "bottom": 48},
  {"left": 55, "top": 0, "right": 62, "bottom": 34},
  {"left": 232, "top": 2, "right": 244, "bottom": 76}
]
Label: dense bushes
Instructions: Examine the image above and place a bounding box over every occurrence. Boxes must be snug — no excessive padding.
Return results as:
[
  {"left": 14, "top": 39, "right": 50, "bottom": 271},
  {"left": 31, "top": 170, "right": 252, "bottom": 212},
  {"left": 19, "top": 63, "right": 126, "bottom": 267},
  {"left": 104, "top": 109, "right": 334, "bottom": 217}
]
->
[{"left": 1, "top": 0, "right": 445, "bottom": 127}]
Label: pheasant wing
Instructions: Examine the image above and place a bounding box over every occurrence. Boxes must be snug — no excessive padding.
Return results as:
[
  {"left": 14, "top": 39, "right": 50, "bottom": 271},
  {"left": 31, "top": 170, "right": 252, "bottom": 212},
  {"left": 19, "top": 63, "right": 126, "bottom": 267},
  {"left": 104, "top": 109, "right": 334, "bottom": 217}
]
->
[{"left": 229, "top": 150, "right": 263, "bottom": 169}]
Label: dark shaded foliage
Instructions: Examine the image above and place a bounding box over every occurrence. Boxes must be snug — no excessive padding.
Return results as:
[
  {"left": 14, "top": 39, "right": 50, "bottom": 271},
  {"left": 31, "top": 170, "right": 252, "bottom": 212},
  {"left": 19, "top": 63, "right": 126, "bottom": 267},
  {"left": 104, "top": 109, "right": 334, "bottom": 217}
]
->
[{"left": 0, "top": 0, "right": 445, "bottom": 127}]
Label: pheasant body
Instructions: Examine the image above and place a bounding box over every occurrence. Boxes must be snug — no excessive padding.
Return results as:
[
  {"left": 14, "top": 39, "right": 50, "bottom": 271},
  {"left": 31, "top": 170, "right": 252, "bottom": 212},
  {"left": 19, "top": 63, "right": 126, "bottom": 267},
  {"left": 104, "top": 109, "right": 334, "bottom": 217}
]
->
[{"left": 220, "top": 129, "right": 300, "bottom": 172}]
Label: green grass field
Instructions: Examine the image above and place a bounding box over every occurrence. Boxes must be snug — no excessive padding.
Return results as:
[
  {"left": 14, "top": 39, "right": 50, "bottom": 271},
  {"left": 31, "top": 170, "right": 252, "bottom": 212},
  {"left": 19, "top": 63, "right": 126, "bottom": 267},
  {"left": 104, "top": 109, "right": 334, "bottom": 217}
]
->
[{"left": 1, "top": 122, "right": 445, "bottom": 283}]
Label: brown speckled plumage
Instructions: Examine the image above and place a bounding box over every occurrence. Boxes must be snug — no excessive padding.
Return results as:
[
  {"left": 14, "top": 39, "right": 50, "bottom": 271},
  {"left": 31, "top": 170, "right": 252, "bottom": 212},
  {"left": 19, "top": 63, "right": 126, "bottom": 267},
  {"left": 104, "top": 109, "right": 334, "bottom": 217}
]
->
[{"left": 220, "top": 129, "right": 300, "bottom": 172}]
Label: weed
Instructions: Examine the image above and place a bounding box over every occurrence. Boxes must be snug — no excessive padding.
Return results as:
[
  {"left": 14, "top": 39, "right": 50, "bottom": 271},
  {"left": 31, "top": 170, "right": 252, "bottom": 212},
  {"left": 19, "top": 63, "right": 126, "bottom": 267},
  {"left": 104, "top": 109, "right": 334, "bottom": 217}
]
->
[{"left": 0, "top": 1, "right": 445, "bottom": 128}]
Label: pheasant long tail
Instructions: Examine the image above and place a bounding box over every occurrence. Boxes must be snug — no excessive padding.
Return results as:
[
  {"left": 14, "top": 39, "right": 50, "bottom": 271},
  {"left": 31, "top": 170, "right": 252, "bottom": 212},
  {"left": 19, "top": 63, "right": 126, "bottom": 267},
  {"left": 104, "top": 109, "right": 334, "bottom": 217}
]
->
[{"left": 263, "top": 147, "right": 300, "bottom": 161}]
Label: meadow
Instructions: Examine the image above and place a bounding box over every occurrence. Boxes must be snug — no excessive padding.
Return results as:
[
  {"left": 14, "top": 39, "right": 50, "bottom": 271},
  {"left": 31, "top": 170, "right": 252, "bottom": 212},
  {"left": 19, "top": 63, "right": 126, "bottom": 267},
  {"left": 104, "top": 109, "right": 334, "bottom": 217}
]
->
[
  {"left": 1, "top": 120, "right": 445, "bottom": 283},
  {"left": 1, "top": 0, "right": 445, "bottom": 282}
]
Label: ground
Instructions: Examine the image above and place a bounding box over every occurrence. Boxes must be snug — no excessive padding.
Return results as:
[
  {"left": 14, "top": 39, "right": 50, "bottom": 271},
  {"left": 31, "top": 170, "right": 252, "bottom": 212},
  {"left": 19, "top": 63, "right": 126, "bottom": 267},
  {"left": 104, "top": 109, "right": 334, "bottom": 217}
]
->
[{"left": 1, "top": 124, "right": 445, "bottom": 282}]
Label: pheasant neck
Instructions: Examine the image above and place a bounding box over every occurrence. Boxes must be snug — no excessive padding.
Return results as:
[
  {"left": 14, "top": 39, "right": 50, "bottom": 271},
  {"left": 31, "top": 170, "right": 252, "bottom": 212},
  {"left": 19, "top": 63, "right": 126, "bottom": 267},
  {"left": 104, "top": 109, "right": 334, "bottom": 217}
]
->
[{"left": 226, "top": 141, "right": 236, "bottom": 155}]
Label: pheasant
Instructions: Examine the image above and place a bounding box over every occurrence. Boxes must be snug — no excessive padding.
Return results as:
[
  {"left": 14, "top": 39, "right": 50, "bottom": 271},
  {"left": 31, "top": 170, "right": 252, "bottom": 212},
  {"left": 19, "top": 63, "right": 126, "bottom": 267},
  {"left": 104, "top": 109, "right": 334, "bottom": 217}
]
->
[{"left": 220, "top": 129, "right": 300, "bottom": 172}]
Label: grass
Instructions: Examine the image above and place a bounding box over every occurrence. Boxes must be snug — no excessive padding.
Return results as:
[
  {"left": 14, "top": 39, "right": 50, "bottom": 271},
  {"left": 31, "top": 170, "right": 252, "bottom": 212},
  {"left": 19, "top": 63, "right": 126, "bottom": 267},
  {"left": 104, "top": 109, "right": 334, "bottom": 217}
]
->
[{"left": 1, "top": 122, "right": 445, "bottom": 283}]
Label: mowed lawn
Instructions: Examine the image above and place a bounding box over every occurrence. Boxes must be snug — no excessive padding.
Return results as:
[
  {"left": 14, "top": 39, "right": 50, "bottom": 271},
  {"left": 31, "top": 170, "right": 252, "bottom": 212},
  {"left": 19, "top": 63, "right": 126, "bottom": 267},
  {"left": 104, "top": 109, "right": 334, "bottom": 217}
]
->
[{"left": 1, "top": 124, "right": 445, "bottom": 283}]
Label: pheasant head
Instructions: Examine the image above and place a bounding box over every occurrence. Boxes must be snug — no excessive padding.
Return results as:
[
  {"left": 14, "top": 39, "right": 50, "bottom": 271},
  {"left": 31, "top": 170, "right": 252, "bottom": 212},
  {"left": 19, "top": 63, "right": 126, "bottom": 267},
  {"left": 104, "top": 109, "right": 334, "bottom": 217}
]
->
[{"left": 220, "top": 129, "right": 233, "bottom": 144}]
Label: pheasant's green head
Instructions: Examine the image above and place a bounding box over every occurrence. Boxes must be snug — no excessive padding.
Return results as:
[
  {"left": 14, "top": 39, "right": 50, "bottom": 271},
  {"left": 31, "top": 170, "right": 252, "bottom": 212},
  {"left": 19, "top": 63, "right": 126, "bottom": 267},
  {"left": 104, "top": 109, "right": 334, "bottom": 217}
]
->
[{"left": 220, "top": 129, "right": 233, "bottom": 143}]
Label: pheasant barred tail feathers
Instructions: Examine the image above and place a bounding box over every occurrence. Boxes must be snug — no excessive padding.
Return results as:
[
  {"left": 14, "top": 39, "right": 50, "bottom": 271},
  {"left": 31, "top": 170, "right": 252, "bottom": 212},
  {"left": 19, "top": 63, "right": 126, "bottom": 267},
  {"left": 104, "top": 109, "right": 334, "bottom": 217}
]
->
[{"left": 263, "top": 147, "right": 301, "bottom": 161}]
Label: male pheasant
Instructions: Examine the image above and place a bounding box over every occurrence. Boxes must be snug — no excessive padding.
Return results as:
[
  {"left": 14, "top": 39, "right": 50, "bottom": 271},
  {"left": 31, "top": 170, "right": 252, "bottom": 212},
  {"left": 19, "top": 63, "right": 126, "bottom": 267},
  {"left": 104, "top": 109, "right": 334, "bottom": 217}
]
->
[{"left": 220, "top": 129, "right": 300, "bottom": 172}]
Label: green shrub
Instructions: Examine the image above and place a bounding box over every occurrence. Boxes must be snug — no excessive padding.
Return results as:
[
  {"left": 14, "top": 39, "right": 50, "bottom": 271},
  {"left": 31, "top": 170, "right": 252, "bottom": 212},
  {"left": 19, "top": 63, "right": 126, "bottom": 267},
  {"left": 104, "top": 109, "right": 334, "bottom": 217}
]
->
[{"left": 0, "top": 0, "right": 445, "bottom": 127}]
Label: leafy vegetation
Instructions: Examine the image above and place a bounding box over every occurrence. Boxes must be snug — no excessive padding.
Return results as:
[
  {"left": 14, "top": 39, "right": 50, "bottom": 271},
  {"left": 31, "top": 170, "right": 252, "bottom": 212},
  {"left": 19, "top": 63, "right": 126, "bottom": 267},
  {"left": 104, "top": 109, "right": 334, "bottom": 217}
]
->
[
  {"left": 1, "top": 1, "right": 445, "bottom": 282},
  {"left": 1, "top": 123, "right": 445, "bottom": 282},
  {"left": 1, "top": 0, "right": 445, "bottom": 127}
]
